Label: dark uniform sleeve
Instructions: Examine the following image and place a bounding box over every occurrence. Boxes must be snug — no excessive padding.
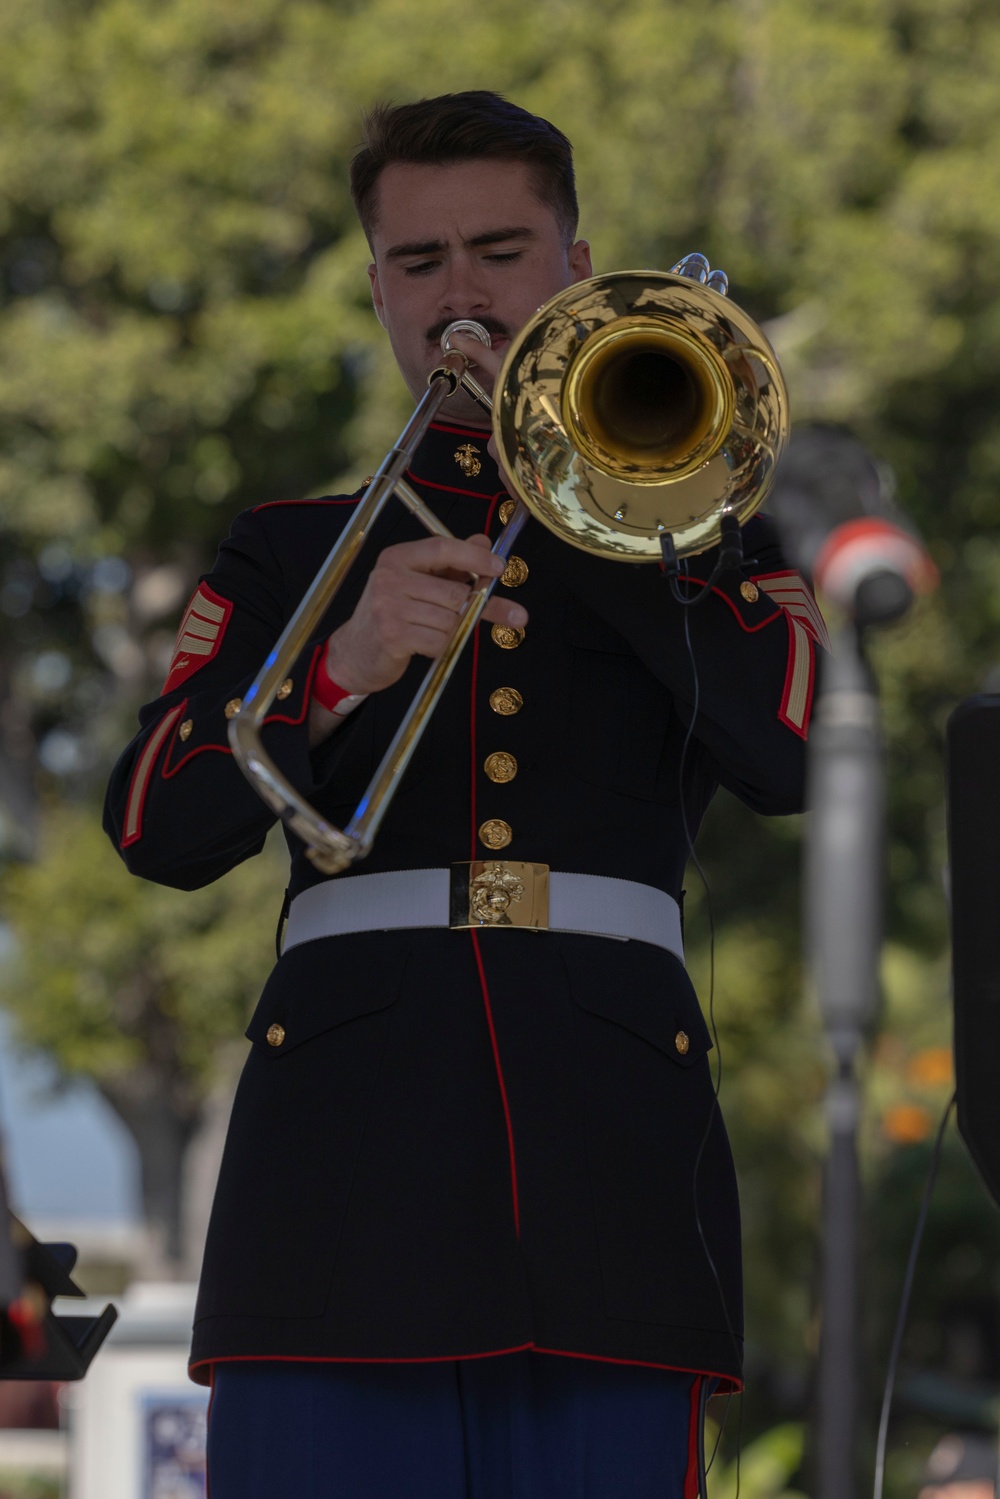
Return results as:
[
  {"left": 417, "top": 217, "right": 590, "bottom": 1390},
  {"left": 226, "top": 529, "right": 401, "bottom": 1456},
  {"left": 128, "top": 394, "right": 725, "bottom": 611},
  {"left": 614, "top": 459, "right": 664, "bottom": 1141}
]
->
[
  {"left": 104, "top": 505, "right": 366, "bottom": 890},
  {"left": 560, "top": 514, "right": 825, "bottom": 815}
]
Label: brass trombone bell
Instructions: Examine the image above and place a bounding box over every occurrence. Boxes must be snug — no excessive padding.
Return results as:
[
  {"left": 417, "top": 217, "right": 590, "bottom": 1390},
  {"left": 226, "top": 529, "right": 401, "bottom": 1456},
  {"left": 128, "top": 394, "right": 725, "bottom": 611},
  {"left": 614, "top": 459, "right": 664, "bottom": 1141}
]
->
[{"left": 491, "top": 269, "right": 789, "bottom": 561}]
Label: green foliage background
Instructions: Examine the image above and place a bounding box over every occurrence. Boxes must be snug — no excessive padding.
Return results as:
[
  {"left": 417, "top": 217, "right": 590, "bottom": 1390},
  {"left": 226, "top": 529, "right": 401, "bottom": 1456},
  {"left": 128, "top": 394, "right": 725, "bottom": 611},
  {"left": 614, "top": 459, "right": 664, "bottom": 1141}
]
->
[{"left": 1, "top": 0, "right": 1000, "bottom": 1487}]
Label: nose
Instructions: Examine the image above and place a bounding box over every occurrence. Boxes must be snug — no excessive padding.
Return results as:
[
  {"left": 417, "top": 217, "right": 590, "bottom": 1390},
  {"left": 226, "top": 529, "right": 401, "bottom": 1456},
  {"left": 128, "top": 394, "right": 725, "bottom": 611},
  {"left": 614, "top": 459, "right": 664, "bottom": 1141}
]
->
[{"left": 438, "top": 253, "right": 490, "bottom": 318}]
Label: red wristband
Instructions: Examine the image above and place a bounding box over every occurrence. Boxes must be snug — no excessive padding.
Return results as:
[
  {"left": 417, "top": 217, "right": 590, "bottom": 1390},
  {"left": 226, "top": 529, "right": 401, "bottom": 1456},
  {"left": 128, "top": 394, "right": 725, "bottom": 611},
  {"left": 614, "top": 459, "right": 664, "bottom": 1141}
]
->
[{"left": 312, "top": 645, "right": 354, "bottom": 713}]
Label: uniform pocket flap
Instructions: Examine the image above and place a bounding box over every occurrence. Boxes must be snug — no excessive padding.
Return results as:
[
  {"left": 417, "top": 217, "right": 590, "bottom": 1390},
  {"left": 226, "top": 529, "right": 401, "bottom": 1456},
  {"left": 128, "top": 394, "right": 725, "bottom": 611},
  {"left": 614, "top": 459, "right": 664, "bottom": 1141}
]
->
[
  {"left": 246, "top": 932, "right": 410, "bottom": 1057},
  {"left": 561, "top": 936, "right": 712, "bottom": 1067}
]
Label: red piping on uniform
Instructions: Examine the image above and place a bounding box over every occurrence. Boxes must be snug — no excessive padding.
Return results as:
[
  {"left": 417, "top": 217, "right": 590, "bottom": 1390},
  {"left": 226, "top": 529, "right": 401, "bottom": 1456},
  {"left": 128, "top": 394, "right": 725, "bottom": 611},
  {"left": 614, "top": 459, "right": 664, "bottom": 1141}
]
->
[
  {"left": 429, "top": 420, "right": 496, "bottom": 439},
  {"left": 468, "top": 492, "right": 499, "bottom": 857},
  {"left": 466, "top": 490, "right": 519, "bottom": 1239},
  {"left": 401, "top": 467, "right": 503, "bottom": 503},
  {"left": 470, "top": 624, "right": 482, "bottom": 857},
  {"left": 532, "top": 1347, "right": 741, "bottom": 1393},
  {"left": 684, "top": 1375, "right": 704, "bottom": 1499},
  {"left": 189, "top": 1343, "right": 535, "bottom": 1385},
  {"left": 471, "top": 929, "right": 521, "bottom": 1238},
  {"left": 252, "top": 496, "right": 361, "bottom": 513},
  {"left": 191, "top": 1343, "right": 741, "bottom": 1391},
  {"left": 681, "top": 575, "right": 783, "bottom": 634},
  {"left": 160, "top": 645, "right": 325, "bottom": 776}
]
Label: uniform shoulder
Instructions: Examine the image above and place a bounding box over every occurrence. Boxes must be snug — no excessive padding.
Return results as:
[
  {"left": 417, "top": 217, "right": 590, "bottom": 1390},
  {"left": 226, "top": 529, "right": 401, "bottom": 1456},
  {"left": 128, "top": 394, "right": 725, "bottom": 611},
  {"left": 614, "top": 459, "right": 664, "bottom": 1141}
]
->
[
  {"left": 250, "top": 486, "right": 368, "bottom": 516},
  {"left": 223, "top": 486, "right": 370, "bottom": 556}
]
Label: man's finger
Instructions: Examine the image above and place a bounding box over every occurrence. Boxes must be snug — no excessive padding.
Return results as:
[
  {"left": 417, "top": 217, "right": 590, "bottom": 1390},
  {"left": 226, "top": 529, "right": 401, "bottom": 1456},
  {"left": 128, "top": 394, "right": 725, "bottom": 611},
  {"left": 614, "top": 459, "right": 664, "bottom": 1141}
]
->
[
  {"left": 381, "top": 534, "right": 504, "bottom": 580},
  {"left": 447, "top": 332, "right": 503, "bottom": 383},
  {"left": 483, "top": 597, "right": 528, "bottom": 629}
]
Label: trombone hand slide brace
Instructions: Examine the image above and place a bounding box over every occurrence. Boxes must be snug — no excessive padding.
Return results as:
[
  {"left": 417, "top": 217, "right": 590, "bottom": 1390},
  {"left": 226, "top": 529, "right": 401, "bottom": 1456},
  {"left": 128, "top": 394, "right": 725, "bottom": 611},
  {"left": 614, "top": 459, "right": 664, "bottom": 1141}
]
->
[{"left": 228, "top": 330, "right": 528, "bottom": 875}]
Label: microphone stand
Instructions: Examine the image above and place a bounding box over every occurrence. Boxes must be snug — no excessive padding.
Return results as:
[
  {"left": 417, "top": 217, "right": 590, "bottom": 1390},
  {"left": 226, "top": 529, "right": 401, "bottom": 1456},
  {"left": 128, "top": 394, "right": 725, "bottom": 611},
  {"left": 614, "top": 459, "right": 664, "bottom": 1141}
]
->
[
  {"left": 768, "top": 427, "right": 933, "bottom": 1498},
  {"left": 807, "top": 624, "right": 884, "bottom": 1499}
]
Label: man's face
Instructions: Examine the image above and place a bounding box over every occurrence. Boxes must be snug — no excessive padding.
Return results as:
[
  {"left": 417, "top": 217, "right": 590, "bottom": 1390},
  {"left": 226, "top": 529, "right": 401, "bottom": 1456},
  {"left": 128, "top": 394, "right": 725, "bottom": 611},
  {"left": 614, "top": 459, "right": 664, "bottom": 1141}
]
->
[{"left": 368, "top": 159, "right": 593, "bottom": 426}]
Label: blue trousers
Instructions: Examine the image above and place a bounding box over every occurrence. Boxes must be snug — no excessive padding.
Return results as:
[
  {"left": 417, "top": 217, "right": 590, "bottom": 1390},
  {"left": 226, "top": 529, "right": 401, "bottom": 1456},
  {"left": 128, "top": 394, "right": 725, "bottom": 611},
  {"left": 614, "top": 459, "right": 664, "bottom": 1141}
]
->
[{"left": 207, "top": 1352, "right": 701, "bottom": 1499}]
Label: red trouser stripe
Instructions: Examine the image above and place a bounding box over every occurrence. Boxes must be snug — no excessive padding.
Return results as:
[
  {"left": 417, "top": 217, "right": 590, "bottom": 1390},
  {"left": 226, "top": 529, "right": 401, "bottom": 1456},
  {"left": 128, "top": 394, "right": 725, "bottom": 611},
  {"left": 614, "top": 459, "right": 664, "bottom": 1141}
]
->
[{"left": 684, "top": 1374, "right": 704, "bottom": 1499}]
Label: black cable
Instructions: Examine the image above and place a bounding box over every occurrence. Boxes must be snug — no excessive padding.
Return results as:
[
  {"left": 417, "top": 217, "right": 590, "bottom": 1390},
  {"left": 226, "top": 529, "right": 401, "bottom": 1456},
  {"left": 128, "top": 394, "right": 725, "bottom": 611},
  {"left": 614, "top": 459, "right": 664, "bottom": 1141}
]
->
[
  {"left": 661, "top": 517, "right": 744, "bottom": 607},
  {"left": 871, "top": 1091, "right": 956, "bottom": 1499},
  {"left": 706, "top": 1390, "right": 733, "bottom": 1474}
]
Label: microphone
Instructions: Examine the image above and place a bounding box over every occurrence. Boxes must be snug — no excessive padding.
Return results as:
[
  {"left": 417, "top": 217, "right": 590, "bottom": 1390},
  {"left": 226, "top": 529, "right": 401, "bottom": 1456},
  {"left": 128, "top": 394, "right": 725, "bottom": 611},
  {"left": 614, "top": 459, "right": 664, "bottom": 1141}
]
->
[{"left": 768, "top": 426, "right": 937, "bottom": 627}]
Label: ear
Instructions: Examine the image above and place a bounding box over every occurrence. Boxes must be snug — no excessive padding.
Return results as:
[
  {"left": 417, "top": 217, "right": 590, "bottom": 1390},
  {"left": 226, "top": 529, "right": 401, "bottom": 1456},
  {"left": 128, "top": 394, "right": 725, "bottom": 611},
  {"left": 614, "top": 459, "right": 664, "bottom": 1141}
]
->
[
  {"left": 568, "top": 239, "right": 593, "bottom": 284},
  {"left": 369, "top": 262, "right": 388, "bottom": 330}
]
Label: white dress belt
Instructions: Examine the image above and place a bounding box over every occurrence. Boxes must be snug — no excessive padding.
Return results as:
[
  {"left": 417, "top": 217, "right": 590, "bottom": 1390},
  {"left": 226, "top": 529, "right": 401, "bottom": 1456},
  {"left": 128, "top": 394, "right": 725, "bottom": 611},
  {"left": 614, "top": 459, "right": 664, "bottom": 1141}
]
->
[{"left": 283, "top": 869, "right": 684, "bottom": 963}]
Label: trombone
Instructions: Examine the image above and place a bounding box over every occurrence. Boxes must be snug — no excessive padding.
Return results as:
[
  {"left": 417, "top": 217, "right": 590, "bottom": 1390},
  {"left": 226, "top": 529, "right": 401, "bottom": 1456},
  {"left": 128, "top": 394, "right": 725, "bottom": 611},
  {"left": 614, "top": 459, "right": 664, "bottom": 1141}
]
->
[{"left": 229, "top": 254, "right": 788, "bottom": 874}]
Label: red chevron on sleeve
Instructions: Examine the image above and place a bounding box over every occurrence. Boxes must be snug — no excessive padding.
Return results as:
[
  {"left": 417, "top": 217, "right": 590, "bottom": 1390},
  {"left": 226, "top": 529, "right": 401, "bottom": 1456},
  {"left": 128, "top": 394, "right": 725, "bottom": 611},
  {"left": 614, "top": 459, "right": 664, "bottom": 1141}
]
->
[
  {"left": 754, "top": 570, "right": 831, "bottom": 651},
  {"left": 162, "top": 584, "right": 233, "bottom": 694},
  {"left": 754, "top": 570, "right": 829, "bottom": 738}
]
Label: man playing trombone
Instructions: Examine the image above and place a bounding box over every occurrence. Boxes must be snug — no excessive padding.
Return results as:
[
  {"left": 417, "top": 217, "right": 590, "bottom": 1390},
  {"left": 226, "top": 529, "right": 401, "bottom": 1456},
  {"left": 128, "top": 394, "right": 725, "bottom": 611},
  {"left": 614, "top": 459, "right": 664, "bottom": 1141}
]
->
[{"left": 106, "top": 90, "right": 821, "bottom": 1498}]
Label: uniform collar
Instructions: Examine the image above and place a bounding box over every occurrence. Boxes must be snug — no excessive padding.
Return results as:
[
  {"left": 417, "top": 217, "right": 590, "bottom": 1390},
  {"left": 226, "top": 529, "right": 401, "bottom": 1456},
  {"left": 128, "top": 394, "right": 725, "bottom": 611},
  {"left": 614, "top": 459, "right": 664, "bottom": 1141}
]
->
[{"left": 406, "top": 418, "right": 505, "bottom": 499}]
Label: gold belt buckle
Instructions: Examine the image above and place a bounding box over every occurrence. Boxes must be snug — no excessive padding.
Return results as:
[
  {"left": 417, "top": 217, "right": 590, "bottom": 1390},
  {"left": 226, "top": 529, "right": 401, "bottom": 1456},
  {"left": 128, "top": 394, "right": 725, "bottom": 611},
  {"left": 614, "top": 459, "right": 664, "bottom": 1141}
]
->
[{"left": 449, "top": 861, "right": 550, "bottom": 930}]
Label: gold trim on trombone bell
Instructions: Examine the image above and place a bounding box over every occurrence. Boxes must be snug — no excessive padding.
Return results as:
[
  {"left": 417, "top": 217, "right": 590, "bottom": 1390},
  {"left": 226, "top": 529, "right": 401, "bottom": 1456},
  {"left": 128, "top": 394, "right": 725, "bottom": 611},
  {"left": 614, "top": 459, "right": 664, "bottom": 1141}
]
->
[{"left": 493, "top": 270, "right": 787, "bottom": 560}]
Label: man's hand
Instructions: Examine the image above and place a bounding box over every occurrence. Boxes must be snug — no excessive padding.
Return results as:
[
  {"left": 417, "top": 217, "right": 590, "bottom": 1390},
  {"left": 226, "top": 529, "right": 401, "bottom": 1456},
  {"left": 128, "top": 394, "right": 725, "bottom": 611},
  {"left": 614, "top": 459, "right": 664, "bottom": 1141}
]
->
[{"left": 324, "top": 532, "right": 527, "bottom": 697}]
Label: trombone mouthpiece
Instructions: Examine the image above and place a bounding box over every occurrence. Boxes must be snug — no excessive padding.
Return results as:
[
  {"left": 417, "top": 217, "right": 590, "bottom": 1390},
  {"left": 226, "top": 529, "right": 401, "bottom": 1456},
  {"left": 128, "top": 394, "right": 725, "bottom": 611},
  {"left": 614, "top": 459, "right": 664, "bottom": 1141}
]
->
[{"left": 441, "top": 320, "right": 492, "bottom": 354}]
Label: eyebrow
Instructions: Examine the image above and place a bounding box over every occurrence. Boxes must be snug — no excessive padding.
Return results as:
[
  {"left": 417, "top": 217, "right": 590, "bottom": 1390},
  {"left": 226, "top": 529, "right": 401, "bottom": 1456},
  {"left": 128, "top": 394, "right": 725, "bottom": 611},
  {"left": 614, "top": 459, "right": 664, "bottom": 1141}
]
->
[{"left": 384, "top": 226, "right": 539, "bottom": 261}]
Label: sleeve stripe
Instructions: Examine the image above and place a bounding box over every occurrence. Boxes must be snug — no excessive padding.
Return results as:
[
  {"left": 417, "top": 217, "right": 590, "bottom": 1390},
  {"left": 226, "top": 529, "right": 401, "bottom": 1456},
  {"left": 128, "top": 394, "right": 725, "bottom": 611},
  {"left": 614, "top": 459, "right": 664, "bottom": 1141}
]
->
[
  {"left": 778, "top": 616, "right": 816, "bottom": 739},
  {"left": 174, "top": 632, "right": 217, "bottom": 657},
  {"left": 181, "top": 618, "right": 221, "bottom": 642},
  {"left": 121, "top": 705, "right": 184, "bottom": 846}
]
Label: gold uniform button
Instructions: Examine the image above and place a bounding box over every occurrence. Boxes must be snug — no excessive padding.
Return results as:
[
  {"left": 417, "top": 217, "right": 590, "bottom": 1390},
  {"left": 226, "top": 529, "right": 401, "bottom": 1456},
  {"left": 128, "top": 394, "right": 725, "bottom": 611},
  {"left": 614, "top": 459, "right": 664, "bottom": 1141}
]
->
[
  {"left": 224, "top": 698, "right": 243, "bottom": 719},
  {"left": 740, "top": 581, "right": 760, "bottom": 603},
  {"left": 498, "top": 498, "right": 517, "bottom": 525},
  {"left": 479, "top": 818, "right": 513, "bottom": 851},
  {"left": 490, "top": 687, "right": 524, "bottom": 716},
  {"left": 675, "top": 1030, "right": 690, "bottom": 1056},
  {"left": 501, "top": 556, "right": 529, "bottom": 588},
  {"left": 266, "top": 1023, "right": 286, "bottom": 1048},
  {"left": 276, "top": 678, "right": 294, "bottom": 701},
  {"left": 178, "top": 719, "right": 194, "bottom": 741},
  {"left": 484, "top": 751, "right": 518, "bottom": 784},
  {"left": 491, "top": 624, "right": 525, "bottom": 650}
]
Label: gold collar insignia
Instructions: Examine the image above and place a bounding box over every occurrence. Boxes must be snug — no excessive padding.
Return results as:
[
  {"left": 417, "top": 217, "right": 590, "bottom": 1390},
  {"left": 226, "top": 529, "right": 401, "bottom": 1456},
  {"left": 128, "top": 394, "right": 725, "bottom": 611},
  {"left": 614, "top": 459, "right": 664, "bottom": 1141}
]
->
[{"left": 454, "top": 443, "right": 482, "bottom": 478}]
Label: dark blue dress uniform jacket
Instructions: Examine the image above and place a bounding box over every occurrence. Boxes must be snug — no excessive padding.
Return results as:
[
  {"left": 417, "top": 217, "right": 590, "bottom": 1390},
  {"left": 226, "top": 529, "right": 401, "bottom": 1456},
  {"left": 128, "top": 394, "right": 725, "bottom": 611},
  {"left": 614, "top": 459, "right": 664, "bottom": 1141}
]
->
[{"left": 104, "top": 419, "right": 820, "bottom": 1390}]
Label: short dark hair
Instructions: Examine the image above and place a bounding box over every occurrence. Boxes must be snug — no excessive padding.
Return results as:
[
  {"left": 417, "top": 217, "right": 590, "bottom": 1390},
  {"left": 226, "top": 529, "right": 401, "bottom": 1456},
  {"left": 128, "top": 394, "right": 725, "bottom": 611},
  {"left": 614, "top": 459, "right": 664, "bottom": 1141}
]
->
[{"left": 350, "top": 91, "right": 578, "bottom": 248}]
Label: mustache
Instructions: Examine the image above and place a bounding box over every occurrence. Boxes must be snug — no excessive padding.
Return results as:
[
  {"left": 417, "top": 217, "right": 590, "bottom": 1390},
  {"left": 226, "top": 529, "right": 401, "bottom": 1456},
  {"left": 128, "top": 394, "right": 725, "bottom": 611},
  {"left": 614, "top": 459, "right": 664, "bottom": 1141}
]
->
[{"left": 425, "top": 315, "right": 512, "bottom": 348}]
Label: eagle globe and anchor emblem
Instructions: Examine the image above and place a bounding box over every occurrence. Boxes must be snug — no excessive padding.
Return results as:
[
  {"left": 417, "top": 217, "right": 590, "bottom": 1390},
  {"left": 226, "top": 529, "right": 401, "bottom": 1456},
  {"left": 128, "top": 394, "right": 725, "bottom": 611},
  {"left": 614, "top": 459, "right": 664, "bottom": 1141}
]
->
[
  {"left": 470, "top": 862, "right": 525, "bottom": 924},
  {"left": 453, "top": 443, "right": 482, "bottom": 478}
]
